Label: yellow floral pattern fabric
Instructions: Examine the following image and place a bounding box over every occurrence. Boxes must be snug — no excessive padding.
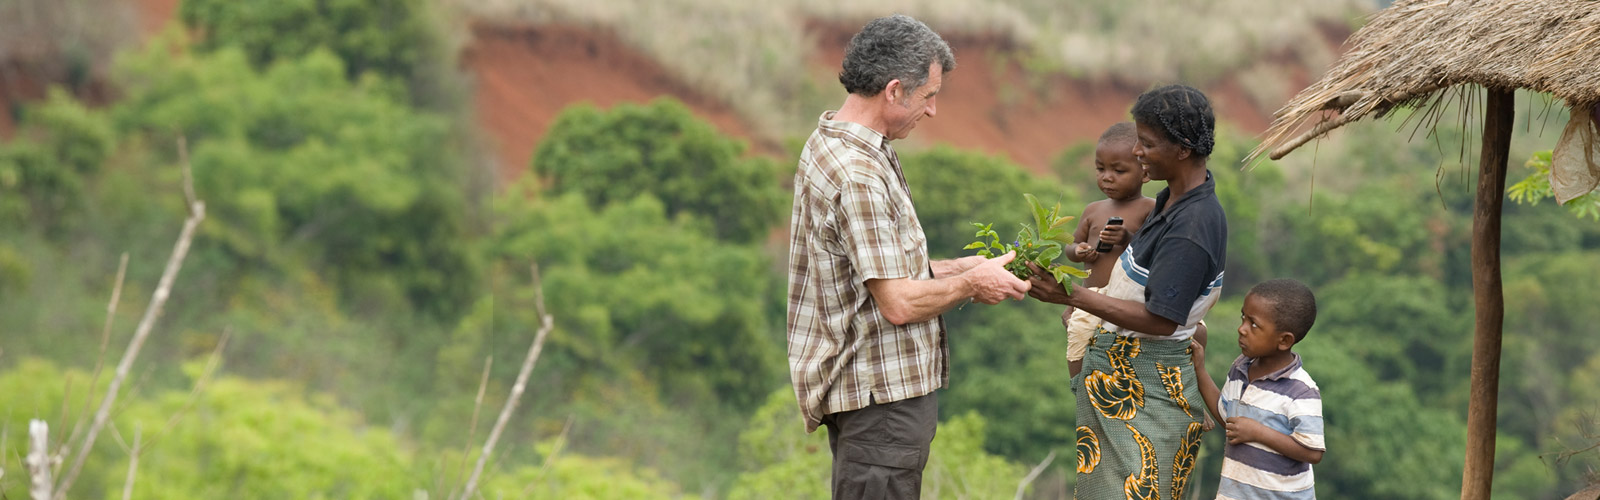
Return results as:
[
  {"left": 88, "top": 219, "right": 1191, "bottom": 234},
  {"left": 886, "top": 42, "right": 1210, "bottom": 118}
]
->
[
  {"left": 1158, "top": 363, "right": 1195, "bottom": 419},
  {"left": 1122, "top": 424, "right": 1160, "bottom": 500},
  {"left": 1171, "top": 421, "right": 1205, "bottom": 499},
  {"left": 1074, "top": 328, "right": 1205, "bottom": 500},
  {"left": 1077, "top": 426, "right": 1101, "bottom": 474}
]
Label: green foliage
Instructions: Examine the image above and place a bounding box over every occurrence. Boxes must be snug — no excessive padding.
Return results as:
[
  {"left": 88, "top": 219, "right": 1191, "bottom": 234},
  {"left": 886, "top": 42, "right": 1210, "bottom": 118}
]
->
[
  {"left": 726, "top": 388, "right": 831, "bottom": 500},
  {"left": 1207, "top": 128, "right": 1288, "bottom": 290},
  {"left": 109, "top": 39, "right": 479, "bottom": 317},
  {"left": 966, "top": 194, "right": 1090, "bottom": 285},
  {"left": 729, "top": 388, "right": 1032, "bottom": 499},
  {"left": 117, "top": 377, "right": 418, "bottom": 498},
  {"left": 941, "top": 300, "right": 1079, "bottom": 463},
  {"left": 532, "top": 98, "right": 784, "bottom": 243},
  {"left": 490, "top": 188, "right": 782, "bottom": 409},
  {"left": 1508, "top": 149, "right": 1600, "bottom": 220},
  {"left": 0, "top": 359, "right": 417, "bottom": 499},
  {"left": 485, "top": 440, "right": 683, "bottom": 499},
  {"left": 0, "top": 89, "right": 115, "bottom": 231},
  {"left": 902, "top": 145, "right": 1076, "bottom": 258},
  {"left": 1303, "top": 345, "right": 1466, "bottom": 500},
  {"left": 1314, "top": 273, "right": 1471, "bottom": 405},
  {"left": 1262, "top": 181, "right": 1458, "bottom": 287},
  {"left": 922, "top": 412, "right": 1033, "bottom": 498},
  {"left": 179, "top": 0, "right": 438, "bottom": 85}
]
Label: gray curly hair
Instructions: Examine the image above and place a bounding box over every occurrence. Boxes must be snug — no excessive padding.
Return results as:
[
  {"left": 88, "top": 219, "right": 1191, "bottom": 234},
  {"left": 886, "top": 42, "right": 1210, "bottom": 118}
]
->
[{"left": 838, "top": 15, "right": 956, "bottom": 97}]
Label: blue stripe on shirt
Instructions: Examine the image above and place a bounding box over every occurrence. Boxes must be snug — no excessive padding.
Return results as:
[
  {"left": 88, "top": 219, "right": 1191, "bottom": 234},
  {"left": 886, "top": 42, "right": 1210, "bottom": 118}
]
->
[{"left": 1217, "top": 476, "right": 1316, "bottom": 500}]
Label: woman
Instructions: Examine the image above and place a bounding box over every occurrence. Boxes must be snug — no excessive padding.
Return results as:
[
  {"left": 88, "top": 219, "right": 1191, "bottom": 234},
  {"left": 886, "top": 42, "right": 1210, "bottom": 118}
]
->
[{"left": 1028, "top": 84, "right": 1227, "bottom": 499}]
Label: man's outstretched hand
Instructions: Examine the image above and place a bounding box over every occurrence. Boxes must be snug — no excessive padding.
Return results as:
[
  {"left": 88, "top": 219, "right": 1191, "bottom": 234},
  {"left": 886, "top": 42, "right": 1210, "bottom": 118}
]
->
[{"left": 967, "top": 251, "right": 1031, "bottom": 304}]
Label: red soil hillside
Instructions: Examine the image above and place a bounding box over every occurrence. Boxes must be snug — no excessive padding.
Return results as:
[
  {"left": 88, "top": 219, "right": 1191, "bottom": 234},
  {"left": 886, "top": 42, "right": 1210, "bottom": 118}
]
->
[
  {"left": 469, "top": 21, "right": 1343, "bottom": 179},
  {"left": 463, "top": 23, "right": 774, "bottom": 182}
]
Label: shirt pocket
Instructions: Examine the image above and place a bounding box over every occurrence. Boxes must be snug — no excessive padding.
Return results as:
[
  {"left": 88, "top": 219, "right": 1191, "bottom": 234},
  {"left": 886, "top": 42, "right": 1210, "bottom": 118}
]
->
[{"left": 894, "top": 196, "right": 930, "bottom": 278}]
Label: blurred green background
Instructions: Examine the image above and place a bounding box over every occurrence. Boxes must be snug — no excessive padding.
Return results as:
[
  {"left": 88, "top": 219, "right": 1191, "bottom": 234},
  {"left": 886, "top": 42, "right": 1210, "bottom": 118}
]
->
[{"left": 2, "top": 0, "right": 1597, "bottom": 498}]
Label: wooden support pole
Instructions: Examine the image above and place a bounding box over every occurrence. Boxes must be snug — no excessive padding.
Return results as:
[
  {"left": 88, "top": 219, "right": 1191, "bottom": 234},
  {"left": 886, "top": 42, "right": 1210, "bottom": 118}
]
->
[{"left": 1461, "top": 88, "right": 1512, "bottom": 500}]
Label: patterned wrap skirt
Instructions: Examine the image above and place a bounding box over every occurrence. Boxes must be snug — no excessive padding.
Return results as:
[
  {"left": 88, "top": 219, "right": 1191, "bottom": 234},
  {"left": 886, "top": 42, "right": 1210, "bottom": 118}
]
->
[{"left": 1074, "top": 327, "right": 1205, "bottom": 500}]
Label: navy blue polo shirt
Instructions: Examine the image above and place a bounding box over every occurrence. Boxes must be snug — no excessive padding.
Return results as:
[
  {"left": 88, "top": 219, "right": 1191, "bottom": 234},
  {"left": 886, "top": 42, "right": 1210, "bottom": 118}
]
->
[{"left": 1103, "top": 171, "right": 1227, "bottom": 339}]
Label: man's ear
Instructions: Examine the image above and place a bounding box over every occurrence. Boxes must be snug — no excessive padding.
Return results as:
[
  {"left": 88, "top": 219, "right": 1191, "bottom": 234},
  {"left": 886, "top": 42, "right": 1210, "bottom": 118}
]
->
[{"left": 883, "top": 79, "right": 903, "bottom": 104}]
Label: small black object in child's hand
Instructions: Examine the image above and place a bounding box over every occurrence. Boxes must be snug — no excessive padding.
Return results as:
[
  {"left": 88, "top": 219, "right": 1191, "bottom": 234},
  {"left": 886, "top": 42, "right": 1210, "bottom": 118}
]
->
[{"left": 1096, "top": 216, "right": 1123, "bottom": 253}]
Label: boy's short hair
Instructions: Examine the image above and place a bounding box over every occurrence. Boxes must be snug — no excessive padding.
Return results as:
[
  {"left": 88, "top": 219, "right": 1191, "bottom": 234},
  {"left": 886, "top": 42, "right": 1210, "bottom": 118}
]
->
[
  {"left": 1098, "top": 122, "right": 1136, "bottom": 148},
  {"left": 1249, "top": 279, "right": 1317, "bottom": 342}
]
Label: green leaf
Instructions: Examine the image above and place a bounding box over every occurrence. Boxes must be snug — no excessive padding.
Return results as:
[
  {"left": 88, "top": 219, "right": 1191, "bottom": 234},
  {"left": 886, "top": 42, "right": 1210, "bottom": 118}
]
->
[
  {"left": 1025, "top": 193, "right": 1049, "bottom": 231},
  {"left": 1037, "top": 245, "right": 1061, "bottom": 264},
  {"left": 963, "top": 241, "right": 987, "bottom": 250},
  {"left": 1053, "top": 265, "right": 1091, "bottom": 279},
  {"left": 1049, "top": 214, "right": 1076, "bottom": 231}
]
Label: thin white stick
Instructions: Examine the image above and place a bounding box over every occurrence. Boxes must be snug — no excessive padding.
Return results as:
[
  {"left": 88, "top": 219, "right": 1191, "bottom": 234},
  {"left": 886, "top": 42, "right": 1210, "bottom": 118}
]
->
[
  {"left": 54, "top": 137, "right": 206, "bottom": 500},
  {"left": 121, "top": 424, "right": 140, "bottom": 500},
  {"left": 1014, "top": 449, "right": 1056, "bottom": 500},
  {"left": 64, "top": 253, "right": 128, "bottom": 464},
  {"left": 458, "top": 263, "right": 553, "bottom": 500},
  {"left": 146, "top": 328, "right": 229, "bottom": 450},
  {"left": 28, "top": 420, "right": 52, "bottom": 500},
  {"left": 521, "top": 415, "right": 575, "bottom": 497},
  {"left": 450, "top": 356, "right": 493, "bottom": 494}
]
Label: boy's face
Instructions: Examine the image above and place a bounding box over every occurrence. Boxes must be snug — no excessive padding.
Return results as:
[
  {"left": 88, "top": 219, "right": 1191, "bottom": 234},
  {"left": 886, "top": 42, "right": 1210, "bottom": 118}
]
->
[
  {"left": 1237, "top": 293, "right": 1295, "bottom": 359},
  {"left": 1093, "top": 140, "right": 1147, "bottom": 201}
]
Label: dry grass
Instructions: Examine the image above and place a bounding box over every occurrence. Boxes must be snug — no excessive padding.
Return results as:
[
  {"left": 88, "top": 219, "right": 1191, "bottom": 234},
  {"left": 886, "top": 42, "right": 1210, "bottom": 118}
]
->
[
  {"left": 451, "top": 0, "right": 1377, "bottom": 138},
  {"left": 0, "top": 0, "right": 137, "bottom": 79},
  {"left": 1251, "top": 0, "right": 1600, "bottom": 163}
]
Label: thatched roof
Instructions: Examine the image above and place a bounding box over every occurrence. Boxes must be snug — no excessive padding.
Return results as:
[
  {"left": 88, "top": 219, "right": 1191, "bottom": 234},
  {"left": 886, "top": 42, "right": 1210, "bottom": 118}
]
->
[{"left": 1249, "top": 0, "right": 1600, "bottom": 162}]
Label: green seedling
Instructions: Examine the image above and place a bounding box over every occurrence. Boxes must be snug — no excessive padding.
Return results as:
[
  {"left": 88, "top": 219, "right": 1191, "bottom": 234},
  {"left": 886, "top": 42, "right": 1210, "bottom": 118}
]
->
[{"left": 964, "top": 194, "right": 1091, "bottom": 290}]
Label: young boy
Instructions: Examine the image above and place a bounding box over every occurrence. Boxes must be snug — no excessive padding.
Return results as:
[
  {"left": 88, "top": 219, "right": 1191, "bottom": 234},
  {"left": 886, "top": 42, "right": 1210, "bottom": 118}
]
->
[
  {"left": 1193, "top": 279, "right": 1326, "bottom": 499},
  {"left": 1062, "top": 122, "right": 1157, "bottom": 377}
]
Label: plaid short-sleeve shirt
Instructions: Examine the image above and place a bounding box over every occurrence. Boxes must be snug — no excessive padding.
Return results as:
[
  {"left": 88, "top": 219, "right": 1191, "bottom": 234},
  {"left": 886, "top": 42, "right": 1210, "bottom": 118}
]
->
[{"left": 787, "top": 111, "right": 946, "bottom": 432}]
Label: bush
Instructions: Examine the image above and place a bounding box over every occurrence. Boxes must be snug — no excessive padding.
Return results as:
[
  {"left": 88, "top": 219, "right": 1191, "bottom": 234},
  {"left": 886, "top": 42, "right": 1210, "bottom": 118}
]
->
[{"left": 532, "top": 98, "right": 784, "bottom": 243}]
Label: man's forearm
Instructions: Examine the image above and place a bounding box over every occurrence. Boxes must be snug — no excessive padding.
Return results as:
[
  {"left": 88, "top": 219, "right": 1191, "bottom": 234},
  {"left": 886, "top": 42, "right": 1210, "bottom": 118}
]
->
[
  {"left": 867, "top": 274, "right": 973, "bottom": 325},
  {"left": 931, "top": 256, "right": 984, "bottom": 279}
]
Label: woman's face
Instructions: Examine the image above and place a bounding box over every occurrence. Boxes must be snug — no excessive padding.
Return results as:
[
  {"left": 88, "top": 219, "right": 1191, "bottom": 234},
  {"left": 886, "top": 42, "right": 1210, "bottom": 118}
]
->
[{"left": 1132, "top": 120, "right": 1183, "bottom": 181}]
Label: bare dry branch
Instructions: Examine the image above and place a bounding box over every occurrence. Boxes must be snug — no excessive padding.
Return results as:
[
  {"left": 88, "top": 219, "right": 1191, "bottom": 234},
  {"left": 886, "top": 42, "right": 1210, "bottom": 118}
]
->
[
  {"left": 53, "top": 137, "right": 206, "bottom": 500},
  {"left": 522, "top": 415, "right": 576, "bottom": 497},
  {"left": 176, "top": 135, "right": 198, "bottom": 213},
  {"left": 1013, "top": 449, "right": 1056, "bottom": 500},
  {"left": 449, "top": 356, "right": 494, "bottom": 495},
  {"left": 458, "top": 263, "right": 554, "bottom": 500},
  {"left": 62, "top": 252, "right": 128, "bottom": 466},
  {"left": 28, "top": 420, "right": 52, "bottom": 500},
  {"left": 120, "top": 424, "right": 139, "bottom": 500},
  {"left": 143, "top": 328, "right": 229, "bottom": 450}
]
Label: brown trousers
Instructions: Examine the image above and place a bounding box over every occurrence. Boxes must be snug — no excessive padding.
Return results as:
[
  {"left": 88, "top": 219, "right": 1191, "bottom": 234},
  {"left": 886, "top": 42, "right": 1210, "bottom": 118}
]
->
[{"left": 821, "top": 392, "right": 938, "bottom": 500}]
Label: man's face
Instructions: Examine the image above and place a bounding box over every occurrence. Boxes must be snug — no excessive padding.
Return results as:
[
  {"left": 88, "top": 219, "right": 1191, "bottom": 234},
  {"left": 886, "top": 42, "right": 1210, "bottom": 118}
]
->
[{"left": 884, "top": 62, "right": 943, "bottom": 141}]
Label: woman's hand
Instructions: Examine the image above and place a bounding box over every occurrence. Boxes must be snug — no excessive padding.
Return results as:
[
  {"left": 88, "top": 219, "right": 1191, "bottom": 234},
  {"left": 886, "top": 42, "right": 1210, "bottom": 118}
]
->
[{"left": 1023, "top": 262, "right": 1083, "bottom": 306}]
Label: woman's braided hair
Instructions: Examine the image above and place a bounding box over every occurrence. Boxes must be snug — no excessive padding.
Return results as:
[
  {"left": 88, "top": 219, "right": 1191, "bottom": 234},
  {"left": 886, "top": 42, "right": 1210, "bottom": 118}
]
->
[{"left": 1131, "top": 85, "right": 1215, "bottom": 157}]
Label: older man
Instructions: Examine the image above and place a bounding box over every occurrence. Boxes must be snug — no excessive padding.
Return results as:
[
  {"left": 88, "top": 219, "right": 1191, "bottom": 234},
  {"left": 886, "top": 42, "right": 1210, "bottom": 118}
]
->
[{"left": 786, "top": 14, "right": 1031, "bottom": 499}]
